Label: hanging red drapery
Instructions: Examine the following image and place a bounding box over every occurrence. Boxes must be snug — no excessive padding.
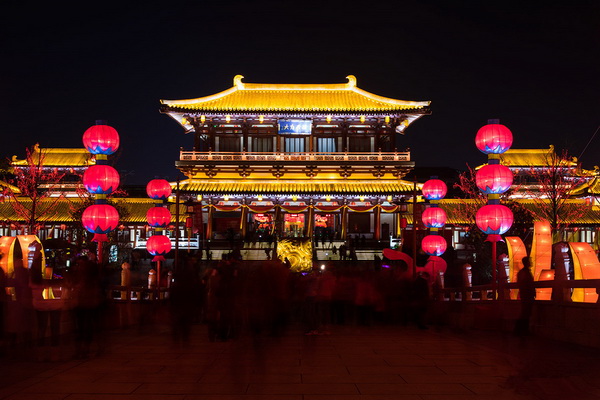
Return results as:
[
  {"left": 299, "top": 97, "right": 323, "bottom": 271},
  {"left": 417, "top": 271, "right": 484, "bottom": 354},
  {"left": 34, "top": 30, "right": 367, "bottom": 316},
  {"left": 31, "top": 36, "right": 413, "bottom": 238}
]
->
[
  {"left": 246, "top": 205, "right": 275, "bottom": 213},
  {"left": 346, "top": 205, "right": 376, "bottom": 213},
  {"left": 314, "top": 205, "right": 344, "bottom": 212},
  {"left": 280, "top": 205, "right": 309, "bottom": 213},
  {"left": 213, "top": 204, "right": 242, "bottom": 212}
]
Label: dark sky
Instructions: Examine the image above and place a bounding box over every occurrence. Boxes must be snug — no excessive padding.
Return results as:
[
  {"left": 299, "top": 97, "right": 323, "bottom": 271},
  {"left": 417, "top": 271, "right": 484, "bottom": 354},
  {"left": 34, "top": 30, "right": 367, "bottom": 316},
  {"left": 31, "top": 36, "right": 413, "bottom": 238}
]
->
[{"left": 1, "top": 1, "right": 599, "bottom": 185}]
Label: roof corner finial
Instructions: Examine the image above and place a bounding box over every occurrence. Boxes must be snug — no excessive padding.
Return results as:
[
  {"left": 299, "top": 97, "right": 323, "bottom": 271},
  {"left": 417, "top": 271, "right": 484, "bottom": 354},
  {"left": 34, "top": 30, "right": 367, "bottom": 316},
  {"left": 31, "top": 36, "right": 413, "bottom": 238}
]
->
[
  {"left": 233, "top": 75, "right": 245, "bottom": 89},
  {"left": 346, "top": 75, "right": 357, "bottom": 88}
]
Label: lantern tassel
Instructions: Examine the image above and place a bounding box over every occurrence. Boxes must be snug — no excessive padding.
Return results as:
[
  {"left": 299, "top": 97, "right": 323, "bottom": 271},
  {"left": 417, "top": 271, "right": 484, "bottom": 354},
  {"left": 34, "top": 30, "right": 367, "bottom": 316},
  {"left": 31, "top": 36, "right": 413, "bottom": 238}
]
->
[
  {"left": 486, "top": 234, "right": 504, "bottom": 243},
  {"left": 92, "top": 233, "right": 108, "bottom": 242}
]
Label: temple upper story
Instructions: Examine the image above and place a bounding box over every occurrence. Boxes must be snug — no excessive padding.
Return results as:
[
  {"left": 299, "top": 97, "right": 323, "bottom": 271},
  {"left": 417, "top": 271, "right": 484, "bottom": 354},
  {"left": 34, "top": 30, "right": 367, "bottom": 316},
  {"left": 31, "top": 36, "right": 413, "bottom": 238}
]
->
[{"left": 160, "top": 75, "right": 430, "bottom": 132}]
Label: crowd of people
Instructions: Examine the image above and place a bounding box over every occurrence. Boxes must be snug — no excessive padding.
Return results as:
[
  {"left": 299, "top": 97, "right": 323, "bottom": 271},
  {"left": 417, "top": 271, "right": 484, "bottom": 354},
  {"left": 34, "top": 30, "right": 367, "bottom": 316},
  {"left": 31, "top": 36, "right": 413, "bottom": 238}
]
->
[
  {"left": 0, "top": 242, "right": 111, "bottom": 360},
  {"left": 170, "top": 254, "right": 434, "bottom": 342},
  {"left": 1, "top": 245, "right": 436, "bottom": 359}
]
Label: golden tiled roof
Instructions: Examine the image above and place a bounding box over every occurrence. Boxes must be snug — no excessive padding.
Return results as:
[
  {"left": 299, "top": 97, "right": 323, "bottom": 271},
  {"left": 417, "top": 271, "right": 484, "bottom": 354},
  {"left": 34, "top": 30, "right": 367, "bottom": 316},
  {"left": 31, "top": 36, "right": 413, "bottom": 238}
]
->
[
  {"left": 161, "top": 75, "right": 430, "bottom": 113},
  {"left": 439, "top": 199, "right": 599, "bottom": 224},
  {"left": 0, "top": 180, "right": 20, "bottom": 193},
  {"left": 499, "top": 146, "right": 576, "bottom": 168},
  {"left": 11, "top": 144, "right": 95, "bottom": 168},
  {"left": 177, "top": 179, "right": 415, "bottom": 194},
  {"left": 570, "top": 176, "right": 600, "bottom": 196},
  {"left": 0, "top": 197, "right": 186, "bottom": 224}
]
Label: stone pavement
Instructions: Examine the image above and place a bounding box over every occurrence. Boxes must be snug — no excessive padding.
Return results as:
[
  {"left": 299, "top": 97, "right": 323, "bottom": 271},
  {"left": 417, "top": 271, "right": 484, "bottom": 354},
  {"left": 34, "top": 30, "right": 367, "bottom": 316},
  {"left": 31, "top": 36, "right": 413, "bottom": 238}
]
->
[{"left": 2, "top": 321, "right": 600, "bottom": 400}]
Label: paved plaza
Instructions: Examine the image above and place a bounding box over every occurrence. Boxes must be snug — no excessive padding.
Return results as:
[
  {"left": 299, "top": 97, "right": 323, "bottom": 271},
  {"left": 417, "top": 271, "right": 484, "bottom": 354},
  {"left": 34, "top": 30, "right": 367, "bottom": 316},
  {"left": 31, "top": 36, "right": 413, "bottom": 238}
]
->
[{"left": 2, "top": 318, "right": 600, "bottom": 400}]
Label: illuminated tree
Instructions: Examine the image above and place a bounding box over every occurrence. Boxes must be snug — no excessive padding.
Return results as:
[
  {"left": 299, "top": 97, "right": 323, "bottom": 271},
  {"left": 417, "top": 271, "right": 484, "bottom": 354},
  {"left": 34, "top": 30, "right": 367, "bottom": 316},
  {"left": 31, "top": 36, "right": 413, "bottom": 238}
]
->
[
  {"left": 2, "top": 145, "right": 66, "bottom": 235},
  {"left": 524, "top": 149, "right": 590, "bottom": 239}
]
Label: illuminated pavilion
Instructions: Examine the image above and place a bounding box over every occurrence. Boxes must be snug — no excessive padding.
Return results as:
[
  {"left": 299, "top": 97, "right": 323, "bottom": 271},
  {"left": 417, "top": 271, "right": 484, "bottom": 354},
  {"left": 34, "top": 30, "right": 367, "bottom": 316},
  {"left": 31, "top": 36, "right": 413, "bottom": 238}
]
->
[{"left": 160, "top": 75, "right": 431, "bottom": 245}]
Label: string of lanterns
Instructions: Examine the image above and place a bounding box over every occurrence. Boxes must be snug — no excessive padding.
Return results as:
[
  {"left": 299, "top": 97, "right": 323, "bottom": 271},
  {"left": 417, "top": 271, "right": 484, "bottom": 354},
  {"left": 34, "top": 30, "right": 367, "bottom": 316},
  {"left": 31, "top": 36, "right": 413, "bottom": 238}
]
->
[
  {"left": 474, "top": 120, "right": 514, "bottom": 284},
  {"left": 80, "top": 121, "right": 121, "bottom": 264},
  {"left": 145, "top": 179, "right": 173, "bottom": 288},
  {"left": 421, "top": 178, "right": 448, "bottom": 257}
]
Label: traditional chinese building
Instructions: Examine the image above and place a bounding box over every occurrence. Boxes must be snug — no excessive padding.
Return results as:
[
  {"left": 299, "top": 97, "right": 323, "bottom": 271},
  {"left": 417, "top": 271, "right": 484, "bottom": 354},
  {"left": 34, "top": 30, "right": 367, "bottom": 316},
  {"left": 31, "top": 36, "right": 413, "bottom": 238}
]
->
[{"left": 160, "top": 75, "right": 431, "bottom": 246}]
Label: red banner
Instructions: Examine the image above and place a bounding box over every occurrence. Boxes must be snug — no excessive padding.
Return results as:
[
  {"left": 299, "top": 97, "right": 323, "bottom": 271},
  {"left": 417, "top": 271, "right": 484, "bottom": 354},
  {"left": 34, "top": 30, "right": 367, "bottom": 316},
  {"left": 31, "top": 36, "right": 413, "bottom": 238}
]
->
[
  {"left": 314, "top": 205, "right": 343, "bottom": 212},
  {"left": 280, "top": 205, "right": 308, "bottom": 213},
  {"left": 379, "top": 205, "right": 399, "bottom": 213},
  {"left": 212, "top": 205, "right": 241, "bottom": 212},
  {"left": 247, "top": 205, "right": 275, "bottom": 213},
  {"left": 347, "top": 205, "right": 376, "bottom": 213}
]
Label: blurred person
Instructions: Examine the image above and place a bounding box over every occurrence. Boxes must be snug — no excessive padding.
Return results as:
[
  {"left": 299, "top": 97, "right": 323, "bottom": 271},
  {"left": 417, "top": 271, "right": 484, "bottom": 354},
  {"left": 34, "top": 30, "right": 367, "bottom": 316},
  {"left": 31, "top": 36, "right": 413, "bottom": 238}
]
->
[
  {"left": 5, "top": 240, "right": 34, "bottom": 356},
  {"left": 410, "top": 271, "right": 431, "bottom": 329},
  {"left": 169, "top": 257, "right": 201, "bottom": 347},
  {"left": 515, "top": 256, "right": 535, "bottom": 336},
  {"left": 29, "top": 257, "right": 64, "bottom": 361},
  {"left": 71, "top": 256, "right": 103, "bottom": 358}
]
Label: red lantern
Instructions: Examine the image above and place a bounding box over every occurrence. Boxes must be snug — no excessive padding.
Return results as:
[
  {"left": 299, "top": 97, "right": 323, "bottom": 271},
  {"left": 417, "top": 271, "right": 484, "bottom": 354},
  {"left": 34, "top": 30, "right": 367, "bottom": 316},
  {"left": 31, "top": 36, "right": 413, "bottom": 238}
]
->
[
  {"left": 400, "top": 217, "right": 408, "bottom": 229},
  {"left": 475, "top": 123, "right": 513, "bottom": 154},
  {"left": 146, "top": 206, "right": 171, "bottom": 228},
  {"left": 185, "top": 216, "right": 193, "bottom": 229},
  {"left": 476, "top": 164, "right": 513, "bottom": 194},
  {"left": 146, "top": 179, "right": 172, "bottom": 200},
  {"left": 82, "top": 204, "right": 119, "bottom": 238},
  {"left": 475, "top": 204, "right": 513, "bottom": 235},
  {"left": 421, "top": 234, "right": 447, "bottom": 256},
  {"left": 147, "top": 234, "right": 172, "bottom": 261},
  {"left": 83, "top": 165, "right": 120, "bottom": 194},
  {"left": 422, "top": 179, "right": 447, "bottom": 200},
  {"left": 421, "top": 207, "right": 447, "bottom": 228},
  {"left": 83, "top": 123, "right": 120, "bottom": 155}
]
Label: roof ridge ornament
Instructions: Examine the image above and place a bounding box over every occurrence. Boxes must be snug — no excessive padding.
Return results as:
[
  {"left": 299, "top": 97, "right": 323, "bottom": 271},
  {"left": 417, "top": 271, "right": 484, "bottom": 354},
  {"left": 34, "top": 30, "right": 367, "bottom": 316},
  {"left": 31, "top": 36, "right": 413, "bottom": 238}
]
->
[
  {"left": 233, "top": 75, "right": 245, "bottom": 89},
  {"left": 346, "top": 75, "right": 357, "bottom": 88}
]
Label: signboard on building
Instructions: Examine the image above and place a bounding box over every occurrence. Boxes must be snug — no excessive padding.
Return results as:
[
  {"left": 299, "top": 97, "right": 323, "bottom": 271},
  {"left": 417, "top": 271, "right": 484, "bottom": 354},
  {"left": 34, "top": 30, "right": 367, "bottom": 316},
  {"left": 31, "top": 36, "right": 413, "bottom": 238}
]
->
[{"left": 278, "top": 119, "right": 312, "bottom": 135}]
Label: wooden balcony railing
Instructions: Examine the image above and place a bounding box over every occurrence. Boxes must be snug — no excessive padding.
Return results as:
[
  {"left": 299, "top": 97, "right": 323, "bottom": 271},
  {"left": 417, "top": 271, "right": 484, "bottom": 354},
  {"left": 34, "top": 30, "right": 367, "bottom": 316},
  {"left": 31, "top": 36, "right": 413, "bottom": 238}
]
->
[{"left": 179, "top": 150, "right": 411, "bottom": 163}]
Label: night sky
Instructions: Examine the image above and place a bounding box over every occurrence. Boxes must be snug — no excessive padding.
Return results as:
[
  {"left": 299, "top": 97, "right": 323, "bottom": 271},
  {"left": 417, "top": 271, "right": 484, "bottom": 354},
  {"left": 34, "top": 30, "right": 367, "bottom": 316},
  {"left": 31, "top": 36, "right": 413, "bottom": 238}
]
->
[{"left": 2, "top": 1, "right": 599, "bottom": 185}]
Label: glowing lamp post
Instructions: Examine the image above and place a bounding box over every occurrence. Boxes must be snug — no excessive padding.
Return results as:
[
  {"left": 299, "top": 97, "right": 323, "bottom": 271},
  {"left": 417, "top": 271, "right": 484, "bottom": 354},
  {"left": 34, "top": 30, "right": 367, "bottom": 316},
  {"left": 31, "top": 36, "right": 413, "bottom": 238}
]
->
[
  {"left": 474, "top": 120, "right": 514, "bottom": 288},
  {"left": 146, "top": 179, "right": 173, "bottom": 288},
  {"left": 81, "top": 121, "right": 120, "bottom": 264}
]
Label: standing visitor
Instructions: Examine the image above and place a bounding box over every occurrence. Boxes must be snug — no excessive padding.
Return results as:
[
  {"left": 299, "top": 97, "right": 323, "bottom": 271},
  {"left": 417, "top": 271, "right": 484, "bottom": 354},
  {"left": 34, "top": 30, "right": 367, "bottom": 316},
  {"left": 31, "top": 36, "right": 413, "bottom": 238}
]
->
[{"left": 515, "top": 256, "right": 535, "bottom": 336}]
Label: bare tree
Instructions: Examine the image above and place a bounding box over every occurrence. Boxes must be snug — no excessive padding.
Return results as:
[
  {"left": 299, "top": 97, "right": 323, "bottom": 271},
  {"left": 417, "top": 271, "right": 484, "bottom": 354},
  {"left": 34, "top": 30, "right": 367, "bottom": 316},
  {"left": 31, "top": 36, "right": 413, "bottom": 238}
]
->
[
  {"left": 525, "top": 149, "right": 590, "bottom": 239},
  {"left": 2, "top": 145, "right": 66, "bottom": 235}
]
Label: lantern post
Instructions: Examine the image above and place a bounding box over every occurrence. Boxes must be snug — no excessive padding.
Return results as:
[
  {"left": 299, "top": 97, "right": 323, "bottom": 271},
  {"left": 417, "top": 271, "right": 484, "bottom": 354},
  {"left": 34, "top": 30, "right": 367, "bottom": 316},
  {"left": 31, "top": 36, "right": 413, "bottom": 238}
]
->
[
  {"left": 146, "top": 179, "right": 173, "bottom": 289},
  {"left": 81, "top": 121, "right": 121, "bottom": 265},
  {"left": 474, "top": 120, "right": 514, "bottom": 292},
  {"left": 421, "top": 178, "right": 448, "bottom": 280}
]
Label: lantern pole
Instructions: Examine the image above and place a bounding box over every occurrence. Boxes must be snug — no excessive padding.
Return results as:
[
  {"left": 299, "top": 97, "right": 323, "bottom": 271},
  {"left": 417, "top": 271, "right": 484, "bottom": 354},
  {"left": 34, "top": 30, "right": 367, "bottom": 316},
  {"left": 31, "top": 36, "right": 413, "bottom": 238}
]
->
[
  {"left": 474, "top": 120, "right": 514, "bottom": 298},
  {"left": 412, "top": 178, "right": 417, "bottom": 278},
  {"left": 175, "top": 179, "right": 180, "bottom": 272}
]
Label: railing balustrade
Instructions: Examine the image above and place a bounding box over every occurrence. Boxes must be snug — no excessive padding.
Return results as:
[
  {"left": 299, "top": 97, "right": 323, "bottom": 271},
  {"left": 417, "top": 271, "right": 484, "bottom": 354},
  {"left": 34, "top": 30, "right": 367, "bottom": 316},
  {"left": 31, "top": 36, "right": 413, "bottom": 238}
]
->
[{"left": 179, "top": 150, "right": 411, "bottom": 163}]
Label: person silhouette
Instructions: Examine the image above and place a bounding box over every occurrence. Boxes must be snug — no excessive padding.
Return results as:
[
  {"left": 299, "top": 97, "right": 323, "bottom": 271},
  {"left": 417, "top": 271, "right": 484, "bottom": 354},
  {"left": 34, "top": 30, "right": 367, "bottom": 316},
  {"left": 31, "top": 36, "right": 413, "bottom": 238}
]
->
[{"left": 515, "top": 256, "right": 535, "bottom": 336}]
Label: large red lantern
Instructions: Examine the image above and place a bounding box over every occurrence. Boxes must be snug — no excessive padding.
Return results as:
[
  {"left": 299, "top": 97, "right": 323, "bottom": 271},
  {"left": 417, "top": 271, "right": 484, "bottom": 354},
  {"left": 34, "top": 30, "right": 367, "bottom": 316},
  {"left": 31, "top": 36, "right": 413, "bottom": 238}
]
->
[
  {"left": 146, "top": 179, "right": 172, "bottom": 200},
  {"left": 81, "top": 204, "right": 119, "bottom": 243},
  {"left": 476, "top": 164, "right": 513, "bottom": 194},
  {"left": 83, "top": 165, "right": 120, "bottom": 194},
  {"left": 146, "top": 206, "right": 171, "bottom": 228},
  {"left": 421, "top": 207, "right": 447, "bottom": 228},
  {"left": 475, "top": 204, "right": 513, "bottom": 235},
  {"left": 475, "top": 123, "right": 513, "bottom": 154},
  {"left": 146, "top": 235, "right": 172, "bottom": 261},
  {"left": 83, "top": 123, "right": 120, "bottom": 155},
  {"left": 422, "top": 179, "right": 447, "bottom": 200},
  {"left": 421, "top": 235, "right": 447, "bottom": 256}
]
